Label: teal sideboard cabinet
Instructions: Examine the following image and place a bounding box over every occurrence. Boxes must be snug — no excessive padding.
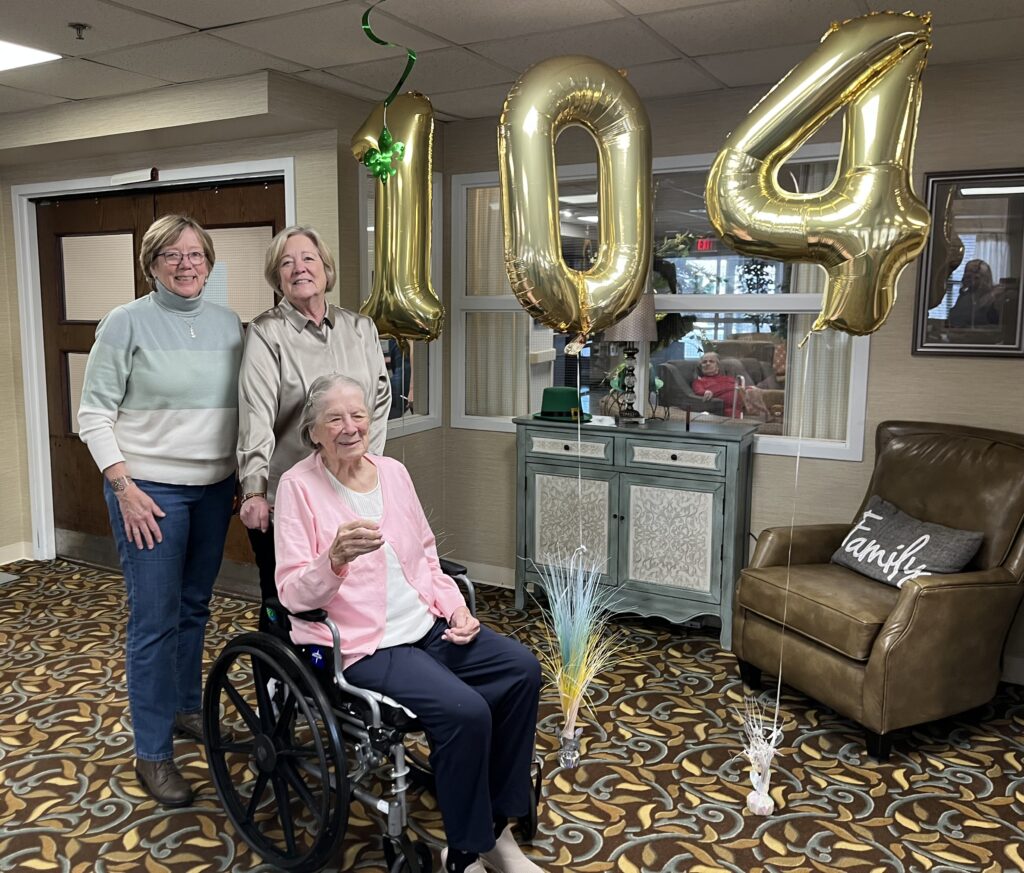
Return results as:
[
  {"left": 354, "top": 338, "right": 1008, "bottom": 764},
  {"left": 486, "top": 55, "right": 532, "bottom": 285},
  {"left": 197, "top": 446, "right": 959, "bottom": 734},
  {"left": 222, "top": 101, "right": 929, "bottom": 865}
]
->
[{"left": 514, "top": 416, "right": 756, "bottom": 650}]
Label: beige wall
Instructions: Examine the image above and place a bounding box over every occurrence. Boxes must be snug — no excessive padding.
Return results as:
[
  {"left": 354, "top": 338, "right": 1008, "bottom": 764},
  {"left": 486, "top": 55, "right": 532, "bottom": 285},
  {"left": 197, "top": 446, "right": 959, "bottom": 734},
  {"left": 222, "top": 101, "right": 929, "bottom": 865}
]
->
[{"left": 440, "top": 57, "right": 1024, "bottom": 578}]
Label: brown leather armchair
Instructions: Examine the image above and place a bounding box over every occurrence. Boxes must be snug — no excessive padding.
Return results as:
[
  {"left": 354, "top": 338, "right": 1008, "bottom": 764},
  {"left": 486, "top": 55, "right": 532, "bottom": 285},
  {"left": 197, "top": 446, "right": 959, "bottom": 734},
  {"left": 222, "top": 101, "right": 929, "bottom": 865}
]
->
[{"left": 733, "top": 421, "right": 1024, "bottom": 760}]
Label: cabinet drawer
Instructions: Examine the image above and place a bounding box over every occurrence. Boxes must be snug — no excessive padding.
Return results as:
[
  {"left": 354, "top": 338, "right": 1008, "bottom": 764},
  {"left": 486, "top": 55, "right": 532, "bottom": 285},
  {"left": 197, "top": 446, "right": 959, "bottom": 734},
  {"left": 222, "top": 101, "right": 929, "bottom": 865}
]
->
[
  {"left": 526, "top": 432, "right": 614, "bottom": 464},
  {"left": 624, "top": 439, "right": 726, "bottom": 474}
]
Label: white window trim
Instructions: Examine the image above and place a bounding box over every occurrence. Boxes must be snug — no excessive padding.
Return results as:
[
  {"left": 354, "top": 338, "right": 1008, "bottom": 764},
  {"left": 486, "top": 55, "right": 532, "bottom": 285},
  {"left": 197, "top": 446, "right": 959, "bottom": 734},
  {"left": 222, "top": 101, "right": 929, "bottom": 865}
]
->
[
  {"left": 358, "top": 170, "right": 443, "bottom": 438},
  {"left": 12, "top": 158, "right": 296, "bottom": 560},
  {"left": 450, "top": 146, "right": 868, "bottom": 461}
]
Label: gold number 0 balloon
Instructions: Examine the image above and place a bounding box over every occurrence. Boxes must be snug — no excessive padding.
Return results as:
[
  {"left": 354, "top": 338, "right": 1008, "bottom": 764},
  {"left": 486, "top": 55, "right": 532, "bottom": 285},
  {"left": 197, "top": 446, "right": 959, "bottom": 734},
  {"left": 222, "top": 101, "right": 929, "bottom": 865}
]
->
[
  {"left": 705, "top": 12, "right": 932, "bottom": 336},
  {"left": 499, "top": 56, "right": 652, "bottom": 348},
  {"left": 352, "top": 92, "right": 443, "bottom": 342}
]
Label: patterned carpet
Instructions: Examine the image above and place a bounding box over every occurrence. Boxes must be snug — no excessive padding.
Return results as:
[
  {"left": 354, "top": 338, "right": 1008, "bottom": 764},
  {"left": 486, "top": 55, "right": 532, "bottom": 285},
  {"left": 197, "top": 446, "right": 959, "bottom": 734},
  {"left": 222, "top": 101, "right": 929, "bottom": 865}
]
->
[{"left": 2, "top": 559, "right": 1024, "bottom": 873}]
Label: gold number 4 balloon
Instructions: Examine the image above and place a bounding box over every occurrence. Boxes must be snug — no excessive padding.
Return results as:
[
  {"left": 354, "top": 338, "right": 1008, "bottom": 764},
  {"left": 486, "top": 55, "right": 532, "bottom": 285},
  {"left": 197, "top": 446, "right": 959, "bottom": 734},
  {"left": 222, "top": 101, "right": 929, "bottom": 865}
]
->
[
  {"left": 706, "top": 11, "right": 933, "bottom": 337},
  {"left": 352, "top": 92, "right": 444, "bottom": 343},
  {"left": 499, "top": 55, "right": 652, "bottom": 350}
]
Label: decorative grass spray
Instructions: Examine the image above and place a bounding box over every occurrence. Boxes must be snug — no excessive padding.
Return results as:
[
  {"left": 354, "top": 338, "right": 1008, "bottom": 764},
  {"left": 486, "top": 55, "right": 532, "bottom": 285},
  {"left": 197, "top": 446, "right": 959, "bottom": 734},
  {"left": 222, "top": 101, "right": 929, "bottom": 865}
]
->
[
  {"left": 534, "top": 549, "right": 628, "bottom": 768},
  {"left": 735, "top": 696, "right": 783, "bottom": 816}
]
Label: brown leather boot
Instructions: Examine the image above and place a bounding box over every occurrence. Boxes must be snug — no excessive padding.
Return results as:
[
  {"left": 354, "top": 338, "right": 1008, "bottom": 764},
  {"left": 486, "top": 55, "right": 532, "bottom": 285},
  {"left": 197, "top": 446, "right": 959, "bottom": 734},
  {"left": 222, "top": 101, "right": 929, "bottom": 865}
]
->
[
  {"left": 135, "top": 758, "right": 194, "bottom": 807},
  {"left": 173, "top": 711, "right": 203, "bottom": 741}
]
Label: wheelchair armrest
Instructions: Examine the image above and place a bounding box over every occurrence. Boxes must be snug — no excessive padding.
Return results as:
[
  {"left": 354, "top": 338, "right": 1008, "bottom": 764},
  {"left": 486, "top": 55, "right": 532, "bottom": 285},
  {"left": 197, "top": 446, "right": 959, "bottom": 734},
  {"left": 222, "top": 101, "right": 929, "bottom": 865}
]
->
[
  {"left": 439, "top": 558, "right": 468, "bottom": 577},
  {"left": 290, "top": 607, "right": 328, "bottom": 623}
]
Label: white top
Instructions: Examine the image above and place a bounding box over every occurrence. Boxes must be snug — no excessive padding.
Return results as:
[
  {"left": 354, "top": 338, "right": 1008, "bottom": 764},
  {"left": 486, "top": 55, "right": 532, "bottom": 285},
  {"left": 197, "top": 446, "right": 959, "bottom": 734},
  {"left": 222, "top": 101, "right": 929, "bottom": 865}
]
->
[{"left": 326, "top": 470, "right": 435, "bottom": 648}]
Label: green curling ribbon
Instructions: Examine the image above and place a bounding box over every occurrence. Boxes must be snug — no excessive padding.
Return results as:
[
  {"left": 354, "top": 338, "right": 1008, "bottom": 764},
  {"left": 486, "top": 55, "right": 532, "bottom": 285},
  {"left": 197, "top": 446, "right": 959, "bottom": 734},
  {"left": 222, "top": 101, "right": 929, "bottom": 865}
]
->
[{"left": 361, "top": 2, "right": 416, "bottom": 183}]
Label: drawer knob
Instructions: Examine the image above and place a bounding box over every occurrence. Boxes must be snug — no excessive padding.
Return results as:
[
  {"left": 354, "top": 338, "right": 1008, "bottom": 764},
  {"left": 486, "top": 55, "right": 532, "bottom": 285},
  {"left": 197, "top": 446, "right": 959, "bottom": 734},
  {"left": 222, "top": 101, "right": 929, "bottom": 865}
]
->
[
  {"left": 670, "top": 453, "right": 678, "bottom": 461},
  {"left": 563, "top": 444, "right": 571, "bottom": 451}
]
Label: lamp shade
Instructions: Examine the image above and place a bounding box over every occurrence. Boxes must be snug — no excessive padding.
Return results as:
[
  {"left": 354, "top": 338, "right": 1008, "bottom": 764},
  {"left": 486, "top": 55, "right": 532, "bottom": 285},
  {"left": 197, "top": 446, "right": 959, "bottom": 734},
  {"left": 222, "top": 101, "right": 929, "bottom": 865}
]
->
[{"left": 601, "top": 291, "right": 658, "bottom": 343}]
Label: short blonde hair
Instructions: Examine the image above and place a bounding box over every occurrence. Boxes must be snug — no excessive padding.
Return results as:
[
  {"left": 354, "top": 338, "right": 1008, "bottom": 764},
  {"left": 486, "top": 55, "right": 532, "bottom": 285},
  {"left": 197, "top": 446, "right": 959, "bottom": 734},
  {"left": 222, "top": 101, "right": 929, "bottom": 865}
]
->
[
  {"left": 139, "top": 215, "right": 215, "bottom": 289},
  {"left": 264, "top": 225, "right": 337, "bottom": 299}
]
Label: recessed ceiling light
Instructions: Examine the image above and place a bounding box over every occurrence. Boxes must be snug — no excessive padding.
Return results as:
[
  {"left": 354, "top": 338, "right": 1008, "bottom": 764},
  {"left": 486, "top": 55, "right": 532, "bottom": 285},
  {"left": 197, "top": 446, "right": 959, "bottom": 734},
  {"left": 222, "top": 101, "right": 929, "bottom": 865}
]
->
[
  {"left": 558, "top": 194, "right": 598, "bottom": 205},
  {"left": 961, "top": 186, "right": 1024, "bottom": 196},
  {"left": 0, "top": 39, "right": 61, "bottom": 73}
]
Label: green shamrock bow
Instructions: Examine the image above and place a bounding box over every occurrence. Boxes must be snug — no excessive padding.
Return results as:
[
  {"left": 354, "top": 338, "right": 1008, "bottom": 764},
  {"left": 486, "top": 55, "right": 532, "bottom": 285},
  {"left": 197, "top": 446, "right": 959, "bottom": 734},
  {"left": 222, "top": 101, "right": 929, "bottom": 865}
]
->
[{"left": 363, "top": 127, "right": 406, "bottom": 182}]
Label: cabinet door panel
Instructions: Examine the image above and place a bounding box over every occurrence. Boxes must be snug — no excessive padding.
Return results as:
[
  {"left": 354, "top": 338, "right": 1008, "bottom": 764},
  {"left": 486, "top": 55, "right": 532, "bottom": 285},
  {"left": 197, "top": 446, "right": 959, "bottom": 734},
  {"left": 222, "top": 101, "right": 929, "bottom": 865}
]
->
[
  {"left": 619, "top": 474, "right": 724, "bottom": 602},
  {"left": 526, "top": 464, "right": 617, "bottom": 582}
]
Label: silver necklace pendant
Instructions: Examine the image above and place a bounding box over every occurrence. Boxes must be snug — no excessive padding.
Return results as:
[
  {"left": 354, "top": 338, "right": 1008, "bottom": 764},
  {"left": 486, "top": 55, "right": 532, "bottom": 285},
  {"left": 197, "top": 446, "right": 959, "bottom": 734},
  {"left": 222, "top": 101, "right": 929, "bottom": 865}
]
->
[{"left": 188, "top": 323, "right": 196, "bottom": 338}]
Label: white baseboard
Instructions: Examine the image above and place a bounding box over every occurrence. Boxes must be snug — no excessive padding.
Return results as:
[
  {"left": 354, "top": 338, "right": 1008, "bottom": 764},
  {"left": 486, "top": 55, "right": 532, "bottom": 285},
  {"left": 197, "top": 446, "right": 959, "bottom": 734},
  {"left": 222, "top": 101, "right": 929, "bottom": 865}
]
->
[
  {"left": 0, "top": 542, "right": 33, "bottom": 567},
  {"left": 460, "top": 560, "right": 515, "bottom": 590}
]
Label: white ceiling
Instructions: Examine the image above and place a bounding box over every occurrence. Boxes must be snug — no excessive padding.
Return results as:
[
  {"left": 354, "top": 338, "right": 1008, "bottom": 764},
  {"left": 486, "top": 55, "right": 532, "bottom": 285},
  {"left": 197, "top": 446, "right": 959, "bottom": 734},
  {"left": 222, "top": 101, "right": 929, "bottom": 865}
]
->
[{"left": 0, "top": 0, "right": 1022, "bottom": 120}]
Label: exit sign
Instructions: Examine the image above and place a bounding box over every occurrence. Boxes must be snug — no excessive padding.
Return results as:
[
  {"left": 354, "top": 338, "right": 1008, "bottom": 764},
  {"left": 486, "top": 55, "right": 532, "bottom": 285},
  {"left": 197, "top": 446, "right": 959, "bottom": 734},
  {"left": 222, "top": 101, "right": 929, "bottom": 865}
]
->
[{"left": 696, "top": 237, "right": 716, "bottom": 253}]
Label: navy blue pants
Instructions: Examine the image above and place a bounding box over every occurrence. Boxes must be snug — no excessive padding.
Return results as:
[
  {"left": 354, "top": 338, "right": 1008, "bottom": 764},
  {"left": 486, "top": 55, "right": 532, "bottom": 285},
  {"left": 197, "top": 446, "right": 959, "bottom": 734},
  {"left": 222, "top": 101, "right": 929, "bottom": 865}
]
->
[{"left": 344, "top": 619, "right": 542, "bottom": 853}]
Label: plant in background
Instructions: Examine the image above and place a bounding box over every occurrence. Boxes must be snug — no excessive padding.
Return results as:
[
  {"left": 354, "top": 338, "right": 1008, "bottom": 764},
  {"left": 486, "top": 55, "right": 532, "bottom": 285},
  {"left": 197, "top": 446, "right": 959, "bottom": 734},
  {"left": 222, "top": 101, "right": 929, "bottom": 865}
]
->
[
  {"left": 533, "top": 552, "right": 628, "bottom": 768},
  {"left": 739, "top": 259, "right": 776, "bottom": 332}
]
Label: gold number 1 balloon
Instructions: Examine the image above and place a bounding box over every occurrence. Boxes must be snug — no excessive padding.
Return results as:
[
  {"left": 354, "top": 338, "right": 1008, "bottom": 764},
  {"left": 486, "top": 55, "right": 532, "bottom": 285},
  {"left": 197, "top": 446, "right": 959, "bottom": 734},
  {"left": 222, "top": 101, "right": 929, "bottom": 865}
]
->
[
  {"left": 706, "top": 11, "right": 932, "bottom": 336},
  {"left": 352, "top": 92, "right": 443, "bottom": 342},
  {"left": 499, "top": 55, "right": 652, "bottom": 349}
]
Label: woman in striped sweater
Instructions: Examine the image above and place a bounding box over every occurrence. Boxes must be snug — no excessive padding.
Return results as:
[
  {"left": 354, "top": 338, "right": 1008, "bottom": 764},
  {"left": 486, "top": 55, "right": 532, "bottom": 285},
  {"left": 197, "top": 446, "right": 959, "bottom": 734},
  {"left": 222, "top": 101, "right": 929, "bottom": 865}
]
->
[{"left": 78, "top": 215, "right": 243, "bottom": 808}]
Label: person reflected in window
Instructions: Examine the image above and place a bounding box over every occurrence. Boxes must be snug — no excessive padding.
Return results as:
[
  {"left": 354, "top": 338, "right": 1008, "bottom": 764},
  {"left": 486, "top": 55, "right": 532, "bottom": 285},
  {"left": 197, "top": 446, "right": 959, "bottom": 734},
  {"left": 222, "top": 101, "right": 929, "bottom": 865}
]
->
[
  {"left": 691, "top": 352, "right": 768, "bottom": 419},
  {"left": 386, "top": 338, "right": 412, "bottom": 419},
  {"left": 948, "top": 259, "right": 999, "bottom": 328}
]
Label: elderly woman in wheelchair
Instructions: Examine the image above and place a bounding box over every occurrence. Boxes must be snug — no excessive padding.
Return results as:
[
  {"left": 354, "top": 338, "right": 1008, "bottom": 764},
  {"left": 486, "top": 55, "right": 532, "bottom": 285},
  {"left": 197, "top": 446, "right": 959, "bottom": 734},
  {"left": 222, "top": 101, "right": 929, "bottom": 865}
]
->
[{"left": 203, "top": 373, "right": 543, "bottom": 873}]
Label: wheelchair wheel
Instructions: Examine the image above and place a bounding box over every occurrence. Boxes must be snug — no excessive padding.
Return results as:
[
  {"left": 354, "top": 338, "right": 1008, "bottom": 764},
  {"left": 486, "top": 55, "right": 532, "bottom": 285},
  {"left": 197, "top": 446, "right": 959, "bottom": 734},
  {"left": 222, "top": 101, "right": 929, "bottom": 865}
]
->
[{"left": 203, "top": 632, "right": 348, "bottom": 873}]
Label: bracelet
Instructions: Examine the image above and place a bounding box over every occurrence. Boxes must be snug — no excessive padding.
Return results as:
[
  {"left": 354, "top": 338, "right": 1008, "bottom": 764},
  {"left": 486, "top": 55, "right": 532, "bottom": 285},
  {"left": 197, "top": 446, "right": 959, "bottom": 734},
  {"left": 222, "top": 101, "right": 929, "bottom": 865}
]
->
[
  {"left": 241, "top": 492, "right": 266, "bottom": 504},
  {"left": 110, "top": 475, "right": 132, "bottom": 493}
]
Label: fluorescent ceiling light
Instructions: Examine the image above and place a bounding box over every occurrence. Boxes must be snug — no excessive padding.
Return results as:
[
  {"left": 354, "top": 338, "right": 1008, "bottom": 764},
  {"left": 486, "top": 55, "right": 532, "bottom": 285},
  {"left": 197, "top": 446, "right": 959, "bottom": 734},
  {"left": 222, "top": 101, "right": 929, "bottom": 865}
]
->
[
  {"left": 560, "top": 209, "right": 573, "bottom": 218},
  {"left": 0, "top": 39, "right": 61, "bottom": 73},
  {"left": 578, "top": 215, "right": 598, "bottom": 224},
  {"left": 367, "top": 226, "right": 374, "bottom": 232},
  {"left": 559, "top": 194, "right": 598, "bottom": 205},
  {"left": 961, "top": 186, "right": 1024, "bottom": 196}
]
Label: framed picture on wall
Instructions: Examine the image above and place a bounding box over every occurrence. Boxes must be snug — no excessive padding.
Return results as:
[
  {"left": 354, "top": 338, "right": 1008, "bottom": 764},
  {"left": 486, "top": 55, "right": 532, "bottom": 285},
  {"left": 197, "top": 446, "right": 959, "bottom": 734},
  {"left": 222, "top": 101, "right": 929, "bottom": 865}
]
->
[{"left": 913, "top": 168, "right": 1024, "bottom": 357}]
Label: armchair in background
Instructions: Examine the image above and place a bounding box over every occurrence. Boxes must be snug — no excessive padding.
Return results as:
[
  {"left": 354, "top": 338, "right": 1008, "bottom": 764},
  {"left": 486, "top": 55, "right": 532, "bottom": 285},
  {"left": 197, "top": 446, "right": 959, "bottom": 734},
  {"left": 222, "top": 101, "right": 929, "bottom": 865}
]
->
[{"left": 733, "top": 421, "right": 1024, "bottom": 760}]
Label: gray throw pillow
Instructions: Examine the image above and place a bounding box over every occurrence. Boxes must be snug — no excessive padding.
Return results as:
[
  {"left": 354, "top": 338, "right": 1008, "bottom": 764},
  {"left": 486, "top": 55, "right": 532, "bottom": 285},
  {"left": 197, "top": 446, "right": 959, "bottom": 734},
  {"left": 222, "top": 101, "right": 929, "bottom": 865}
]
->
[{"left": 831, "top": 495, "right": 984, "bottom": 588}]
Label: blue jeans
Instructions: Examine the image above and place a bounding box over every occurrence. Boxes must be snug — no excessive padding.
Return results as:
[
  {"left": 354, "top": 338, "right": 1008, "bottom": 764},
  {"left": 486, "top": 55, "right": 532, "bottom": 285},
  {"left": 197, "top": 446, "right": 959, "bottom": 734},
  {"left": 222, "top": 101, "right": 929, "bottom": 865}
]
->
[{"left": 104, "top": 474, "right": 235, "bottom": 761}]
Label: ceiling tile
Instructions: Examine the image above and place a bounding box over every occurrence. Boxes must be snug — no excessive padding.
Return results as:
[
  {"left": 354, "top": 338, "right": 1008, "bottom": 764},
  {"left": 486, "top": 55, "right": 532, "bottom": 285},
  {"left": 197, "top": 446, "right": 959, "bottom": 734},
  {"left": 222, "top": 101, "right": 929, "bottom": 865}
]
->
[
  {"left": 113, "top": 0, "right": 343, "bottom": 29},
  {"left": 472, "top": 18, "right": 678, "bottom": 72},
  {"left": 615, "top": 0, "right": 721, "bottom": 11},
  {"left": 646, "top": 0, "right": 863, "bottom": 56},
  {"left": 865, "top": 0, "right": 1024, "bottom": 26},
  {"left": 0, "top": 59, "right": 169, "bottom": 100},
  {"left": 696, "top": 42, "right": 819, "bottom": 88},
  {"left": 0, "top": 84, "right": 67, "bottom": 113},
  {"left": 621, "top": 58, "right": 722, "bottom": 99},
  {"left": 428, "top": 84, "right": 513, "bottom": 119},
  {"left": 86, "top": 34, "right": 303, "bottom": 84},
  {"left": 292, "top": 69, "right": 388, "bottom": 102},
  {"left": 928, "top": 17, "right": 1024, "bottom": 65},
  {"left": 368, "top": 0, "right": 625, "bottom": 44},
  {"left": 215, "top": 2, "right": 446, "bottom": 70},
  {"left": 328, "top": 47, "right": 514, "bottom": 95},
  {"left": 0, "top": 0, "right": 193, "bottom": 56}
]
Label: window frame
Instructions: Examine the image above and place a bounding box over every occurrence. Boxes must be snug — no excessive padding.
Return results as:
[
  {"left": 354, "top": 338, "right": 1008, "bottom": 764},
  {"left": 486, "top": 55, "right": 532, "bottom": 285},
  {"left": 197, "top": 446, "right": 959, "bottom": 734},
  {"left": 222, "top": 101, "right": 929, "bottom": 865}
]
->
[
  {"left": 358, "top": 170, "right": 444, "bottom": 437},
  {"left": 450, "top": 144, "right": 869, "bottom": 461}
]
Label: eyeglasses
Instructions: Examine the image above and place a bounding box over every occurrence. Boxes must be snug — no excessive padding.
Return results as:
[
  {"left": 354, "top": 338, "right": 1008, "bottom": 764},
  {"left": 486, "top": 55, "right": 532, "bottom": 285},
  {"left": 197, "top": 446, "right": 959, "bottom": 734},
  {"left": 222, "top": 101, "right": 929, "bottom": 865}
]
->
[{"left": 157, "top": 250, "right": 207, "bottom": 266}]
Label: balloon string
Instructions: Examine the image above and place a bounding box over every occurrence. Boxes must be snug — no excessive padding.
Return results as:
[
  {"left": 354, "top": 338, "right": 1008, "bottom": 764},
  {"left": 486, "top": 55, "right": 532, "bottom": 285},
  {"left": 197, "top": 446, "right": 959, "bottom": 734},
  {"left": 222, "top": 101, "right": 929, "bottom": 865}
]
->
[
  {"left": 576, "top": 352, "right": 584, "bottom": 552},
  {"left": 772, "top": 333, "right": 811, "bottom": 736}
]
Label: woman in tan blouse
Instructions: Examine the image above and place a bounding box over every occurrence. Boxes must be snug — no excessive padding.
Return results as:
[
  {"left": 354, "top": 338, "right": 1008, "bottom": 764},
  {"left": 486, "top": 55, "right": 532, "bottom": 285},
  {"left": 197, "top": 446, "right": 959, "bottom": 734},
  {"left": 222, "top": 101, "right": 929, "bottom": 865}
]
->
[{"left": 237, "top": 225, "right": 390, "bottom": 626}]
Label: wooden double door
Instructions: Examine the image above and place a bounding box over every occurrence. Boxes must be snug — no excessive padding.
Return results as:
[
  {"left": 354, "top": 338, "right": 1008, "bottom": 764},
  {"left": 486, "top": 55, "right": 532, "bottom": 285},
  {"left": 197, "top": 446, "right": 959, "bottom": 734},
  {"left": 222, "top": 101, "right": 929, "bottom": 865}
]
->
[{"left": 35, "top": 179, "right": 286, "bottom": 564}]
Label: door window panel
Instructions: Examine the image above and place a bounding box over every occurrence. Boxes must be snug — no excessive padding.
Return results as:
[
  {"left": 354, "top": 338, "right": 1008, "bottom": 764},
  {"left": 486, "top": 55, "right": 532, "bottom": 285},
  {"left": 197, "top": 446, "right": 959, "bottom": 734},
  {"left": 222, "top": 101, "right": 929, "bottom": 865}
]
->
[
  {"left": 205, "top": 226, "right": 275, "bottom": 322},
  {"left": 61, "top": 234, "right": 136, "bottom": 321}
]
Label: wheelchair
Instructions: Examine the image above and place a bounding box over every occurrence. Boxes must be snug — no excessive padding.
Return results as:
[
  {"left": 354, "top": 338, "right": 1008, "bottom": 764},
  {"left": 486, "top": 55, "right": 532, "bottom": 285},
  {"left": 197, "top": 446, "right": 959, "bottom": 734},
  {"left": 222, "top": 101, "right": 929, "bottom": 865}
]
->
[{"left": 202, "top": 559, "right": 542, "bottom": 873}]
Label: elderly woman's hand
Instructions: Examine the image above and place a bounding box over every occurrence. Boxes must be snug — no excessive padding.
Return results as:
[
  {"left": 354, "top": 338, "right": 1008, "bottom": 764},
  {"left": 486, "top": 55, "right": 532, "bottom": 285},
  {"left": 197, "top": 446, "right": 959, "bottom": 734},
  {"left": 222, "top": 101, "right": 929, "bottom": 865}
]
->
[
  {"left": 117, "top": 485, "right": 166, "bottom": 550},
  {"left": 442, "top": 606, "right": 480, "bottom": 645},
  {"left": 329, "top": 519, "right": 384, "bottom": 573},
  {"left": 240, "top": 495, "right": 271, "bottom": 532},
  {"left": 703, "top": 389, "right": 714, "bottom": 400}
]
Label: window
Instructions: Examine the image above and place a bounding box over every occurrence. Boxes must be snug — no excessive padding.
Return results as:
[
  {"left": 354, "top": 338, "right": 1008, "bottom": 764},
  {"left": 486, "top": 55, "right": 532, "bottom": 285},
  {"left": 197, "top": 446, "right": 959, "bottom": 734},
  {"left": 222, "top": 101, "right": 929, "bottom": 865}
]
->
[
  {"left": 359, "top": 171, "right": 443, "bottom": 436},
  {"left": 451, "top": 146, "right": 869, "bottom": 460}
]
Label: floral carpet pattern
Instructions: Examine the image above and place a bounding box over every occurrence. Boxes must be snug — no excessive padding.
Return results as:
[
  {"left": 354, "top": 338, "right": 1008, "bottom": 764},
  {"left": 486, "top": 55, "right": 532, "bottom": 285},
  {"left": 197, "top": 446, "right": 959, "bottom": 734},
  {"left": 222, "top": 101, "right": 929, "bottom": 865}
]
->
[{"left": 1, "top": 559, "right": 1024, "bottom": 872}]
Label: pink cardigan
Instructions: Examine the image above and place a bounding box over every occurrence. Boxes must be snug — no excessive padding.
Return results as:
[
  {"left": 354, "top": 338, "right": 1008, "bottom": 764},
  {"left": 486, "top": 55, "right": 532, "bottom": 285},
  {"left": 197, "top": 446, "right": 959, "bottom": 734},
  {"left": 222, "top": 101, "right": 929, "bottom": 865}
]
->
[{"left": 274, "top": 452, "right": 466, "bottom": 668}]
